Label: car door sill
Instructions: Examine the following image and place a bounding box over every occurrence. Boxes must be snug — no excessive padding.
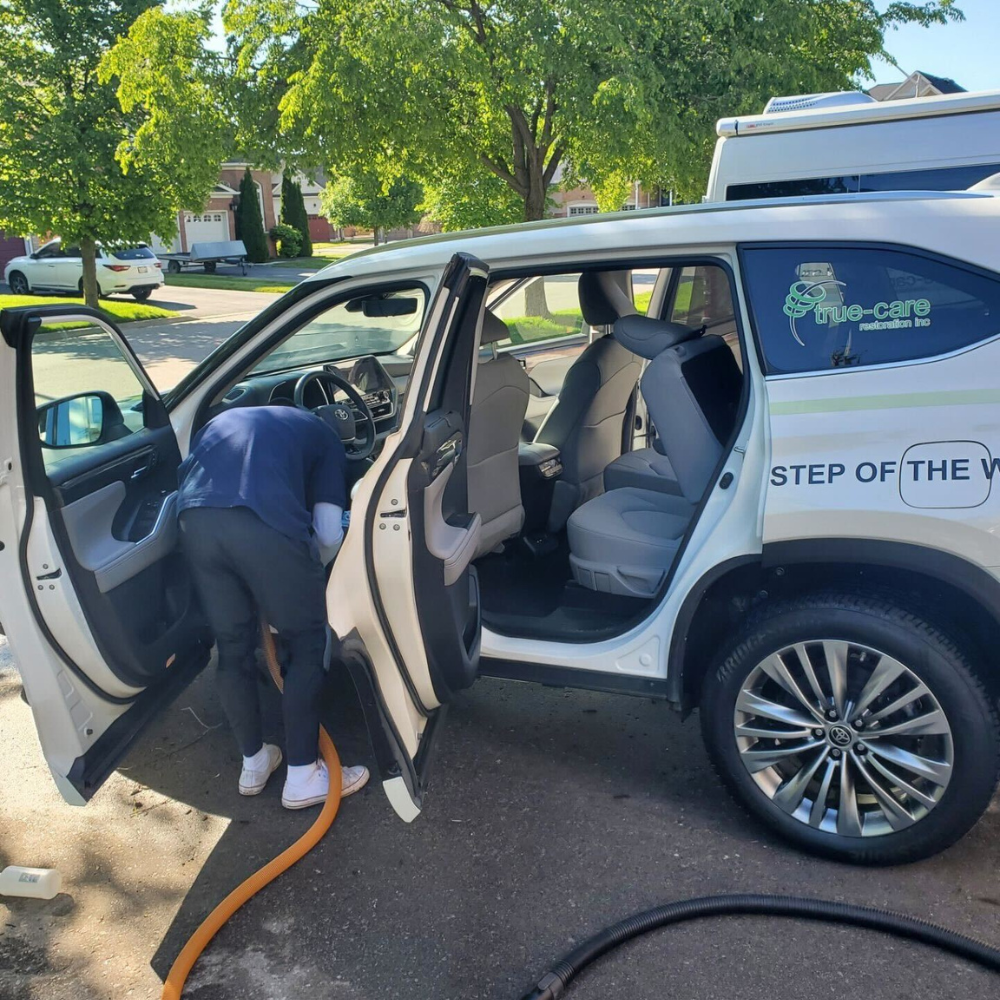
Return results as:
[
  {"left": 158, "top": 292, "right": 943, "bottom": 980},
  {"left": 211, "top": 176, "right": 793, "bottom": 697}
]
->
[
  {"left": 480, "top": 657, "right": 672, "bottom": 701},
  {"left": 65, "top": 644, "right": 209, "bottom": 801}
]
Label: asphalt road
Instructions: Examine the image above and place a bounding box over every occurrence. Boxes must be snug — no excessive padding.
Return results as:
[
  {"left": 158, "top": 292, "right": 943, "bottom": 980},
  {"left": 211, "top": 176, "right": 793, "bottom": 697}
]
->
[{"left": 2, "top": 634, "right": 998, "bottom": 1000}]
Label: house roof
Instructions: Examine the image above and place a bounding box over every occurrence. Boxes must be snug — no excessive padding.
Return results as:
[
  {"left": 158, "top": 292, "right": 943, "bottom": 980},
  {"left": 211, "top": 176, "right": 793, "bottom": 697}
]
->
[
  {"left": 916, "top": 71, "right": 965, "bottom": 95},
  {"left": 868, "top": 71, "right": 966, "bottom": 102}
]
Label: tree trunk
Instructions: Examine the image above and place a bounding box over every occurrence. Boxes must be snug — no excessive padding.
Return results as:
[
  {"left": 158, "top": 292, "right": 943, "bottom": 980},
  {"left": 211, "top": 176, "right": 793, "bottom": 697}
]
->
[
  {"left": 80, "top": 235, "right": 100, "bottom": 309},
  {"left": 524, "top": 277, "right": 550, "bottom": 319},
  {"left": 522, "top": 177, "right": 547, "bottom": 222}
]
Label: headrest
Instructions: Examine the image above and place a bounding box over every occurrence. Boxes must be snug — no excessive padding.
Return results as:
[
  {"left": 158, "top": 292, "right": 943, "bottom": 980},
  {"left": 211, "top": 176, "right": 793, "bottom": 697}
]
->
[
  {"left": 480, "top": 310, "right": 509, "bottom": 346},
  {"left": 578, "top": 270, "right": 636, "bottom": 327},
  {"left": 613, "top": 315, "right": 698, "bottom": 360}
]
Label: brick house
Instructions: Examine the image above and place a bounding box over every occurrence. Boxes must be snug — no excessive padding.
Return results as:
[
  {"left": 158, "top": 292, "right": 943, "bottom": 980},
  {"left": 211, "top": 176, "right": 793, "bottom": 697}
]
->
[{"left": 151, "top": 162, "right": 279, "bottom": 255}]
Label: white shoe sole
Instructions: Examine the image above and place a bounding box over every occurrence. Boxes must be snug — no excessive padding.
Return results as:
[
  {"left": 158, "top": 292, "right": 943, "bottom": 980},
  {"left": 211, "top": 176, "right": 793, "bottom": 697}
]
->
[
  {"left": 281, "top": 766, "right": 370, "bottom": 810},
  {"left": 239, "top": 747, "right": 283, "bottom": 796}
]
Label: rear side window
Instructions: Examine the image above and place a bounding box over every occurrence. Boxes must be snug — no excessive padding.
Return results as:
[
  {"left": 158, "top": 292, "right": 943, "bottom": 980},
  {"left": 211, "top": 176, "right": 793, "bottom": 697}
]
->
[
  {"left": 110, "top": 246, "right": 155, "bottom": 260},
  {"left": 741, "top": 246, "right": 1000, "bottom": 375}
]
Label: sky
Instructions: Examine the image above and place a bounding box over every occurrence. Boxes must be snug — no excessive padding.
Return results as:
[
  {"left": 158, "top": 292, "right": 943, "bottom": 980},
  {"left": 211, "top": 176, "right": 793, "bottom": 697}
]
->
[{"left": 871, "top": 0, "right": 999, "bottom": 93}]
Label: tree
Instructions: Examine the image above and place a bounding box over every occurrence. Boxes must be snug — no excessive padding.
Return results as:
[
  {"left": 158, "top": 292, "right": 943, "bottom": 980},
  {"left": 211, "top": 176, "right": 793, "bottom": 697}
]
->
[
  {"left": 236, "top": 167, "right": 270, "bottom": 262},
  {"left": 0, "top": 4, "right": 229, "bottom": 307},
  {"left": 321, "top": 172, "right": 424, "bottom": 244},
  {"left": 280, "top": 173, "right": 312, "bottom": 256},
  {"left": 225, "top": 0, "right": 962, "bottom": 226}
]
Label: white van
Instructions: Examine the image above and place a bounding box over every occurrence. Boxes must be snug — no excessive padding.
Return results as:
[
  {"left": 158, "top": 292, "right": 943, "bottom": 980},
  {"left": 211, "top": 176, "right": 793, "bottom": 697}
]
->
[
  {"left": 706, "top": 89, "right": 1000, "bottom": 203},
  {"left": 3, "top": 190, "right": 1000, "bottom": 866}
]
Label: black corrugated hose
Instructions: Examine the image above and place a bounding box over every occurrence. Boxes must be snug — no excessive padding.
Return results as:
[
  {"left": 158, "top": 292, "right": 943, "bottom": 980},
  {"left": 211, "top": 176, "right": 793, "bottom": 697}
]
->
[{"left": 520, "top": 893, "right": 1000, "bottom": 999}]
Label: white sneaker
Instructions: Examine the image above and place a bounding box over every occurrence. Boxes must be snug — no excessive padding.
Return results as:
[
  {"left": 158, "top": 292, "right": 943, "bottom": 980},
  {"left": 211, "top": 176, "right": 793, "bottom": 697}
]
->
[
  {"left": 239, "top": 744, "right": 283, "bottom": 796},
  {"left": 281, "top": 760, "right": 370, "bottom": 810}
]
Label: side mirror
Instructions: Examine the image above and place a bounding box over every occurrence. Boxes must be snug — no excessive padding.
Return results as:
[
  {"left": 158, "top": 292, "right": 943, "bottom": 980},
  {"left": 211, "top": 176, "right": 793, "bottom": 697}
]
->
[
  {"left": 36, "top": 392, "right": 124, "bottom": 448},
  {"left": 29, "top": 252, "right": 39, "bottom": 260}
]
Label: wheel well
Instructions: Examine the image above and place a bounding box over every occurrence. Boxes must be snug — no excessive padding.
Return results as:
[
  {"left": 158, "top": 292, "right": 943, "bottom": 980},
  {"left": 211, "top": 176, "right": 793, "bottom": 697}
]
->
[{"left": 676, "top": 557, "right": 1000, "bottom": 711}]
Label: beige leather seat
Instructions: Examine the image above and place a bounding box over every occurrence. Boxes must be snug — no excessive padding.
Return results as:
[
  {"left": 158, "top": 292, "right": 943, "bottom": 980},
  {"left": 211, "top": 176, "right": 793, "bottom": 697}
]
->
[{"left": 467, "top": 311, "right": 530, "bottom": 557}]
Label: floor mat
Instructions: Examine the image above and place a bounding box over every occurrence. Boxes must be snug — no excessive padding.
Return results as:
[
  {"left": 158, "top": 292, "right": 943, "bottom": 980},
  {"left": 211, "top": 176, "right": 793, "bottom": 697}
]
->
[{"left": 477, "top": 537, "right": 650, "bottom": 640}]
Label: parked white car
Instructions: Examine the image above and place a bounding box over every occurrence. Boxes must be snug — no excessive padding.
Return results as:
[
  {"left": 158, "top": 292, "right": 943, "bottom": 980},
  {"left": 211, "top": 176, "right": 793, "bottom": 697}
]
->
[
  {"left": 3, "top": 239, "right": 164, "bottom": 301},
  {"left": 2, "top": 188, "right": 1000, "bottom": 865}
]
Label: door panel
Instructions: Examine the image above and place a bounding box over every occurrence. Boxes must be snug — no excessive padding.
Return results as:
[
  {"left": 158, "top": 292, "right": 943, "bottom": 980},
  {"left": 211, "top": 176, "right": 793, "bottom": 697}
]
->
[
  {"left": 327, "top": 254, "right": 489, "bottom": 820},
  {"left": 0, "top": 305, "right": 209, "bottom": 802}
]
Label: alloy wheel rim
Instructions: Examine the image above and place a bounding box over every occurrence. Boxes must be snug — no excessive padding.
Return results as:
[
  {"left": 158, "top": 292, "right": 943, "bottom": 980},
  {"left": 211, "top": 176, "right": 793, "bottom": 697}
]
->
[{"left": 733, "top": 640, "right": 954, "bottom": 838}]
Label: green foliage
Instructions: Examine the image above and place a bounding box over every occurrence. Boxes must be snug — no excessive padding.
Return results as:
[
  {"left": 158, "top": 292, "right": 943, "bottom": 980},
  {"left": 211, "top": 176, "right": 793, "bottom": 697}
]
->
[
  {"left": 165, "top": 274, "right": 294, "bottom": 293},
  {"left": 421, "top": 170, "right": 522, "bottom": 233},
  {"left": 503, "top": 308, "right": 584, "bottom": 345},
  {"left": 237, "top": 168, "right": 270, "bottom": 262},
  {"left": 270, "top": 222, "right": 303, "bottom": 257},
  {"left": 225, "top": 0, "right": 962, "bottom": 225},
  {"left": 0, "top": 3, "right": 229, "bottom": 306},
  {"left": 321, "top": 172, "right": 424, "bottom": 241},
  {"left": 280, "top": 173, "right": 313, "bottom": 256}
]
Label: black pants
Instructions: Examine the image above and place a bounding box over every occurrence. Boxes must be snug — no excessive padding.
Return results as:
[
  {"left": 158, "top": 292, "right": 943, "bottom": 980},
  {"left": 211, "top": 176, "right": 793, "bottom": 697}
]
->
[{"left": 179, "top": 506, "right": 328, "bottom": 766}]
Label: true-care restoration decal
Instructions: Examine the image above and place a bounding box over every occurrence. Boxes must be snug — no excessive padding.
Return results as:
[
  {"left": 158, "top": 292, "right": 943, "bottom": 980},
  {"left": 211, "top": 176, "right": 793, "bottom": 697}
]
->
[
  {"left": 783, "top": 279, "right": 932, "bottom": 346},
  {"left": 769, "top": 440, "right": 994, "bottom": 510}
]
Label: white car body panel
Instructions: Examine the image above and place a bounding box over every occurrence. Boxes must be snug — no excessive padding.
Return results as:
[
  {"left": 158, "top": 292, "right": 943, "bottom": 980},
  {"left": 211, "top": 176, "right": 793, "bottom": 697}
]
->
[{"left": 3, "top": 190, "right": 1000, "bottom": 812}]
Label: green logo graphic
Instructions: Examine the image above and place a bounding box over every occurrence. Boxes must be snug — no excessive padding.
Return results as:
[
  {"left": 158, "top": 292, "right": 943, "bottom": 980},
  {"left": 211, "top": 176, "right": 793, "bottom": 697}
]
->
[{"left": 783, "top": 280, "right": 828, "bottom": 319}]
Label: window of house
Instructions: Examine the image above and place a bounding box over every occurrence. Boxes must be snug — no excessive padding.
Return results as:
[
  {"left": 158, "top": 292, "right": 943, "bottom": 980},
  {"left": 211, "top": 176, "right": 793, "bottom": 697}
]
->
[
  {"left": 567, "top": 205, "right": 599, "bottom": 217},
  {"left": 742, "top": 245, "right": 1000, "bottom": 375}
]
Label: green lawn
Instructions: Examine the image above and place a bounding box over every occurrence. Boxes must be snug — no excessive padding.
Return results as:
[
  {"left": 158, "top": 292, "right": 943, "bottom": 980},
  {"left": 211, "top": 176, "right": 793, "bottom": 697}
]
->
[
  {"left": 164, "top": 274, "right": 294, "bottom": 294},
  {"left": 0, "top": 294, "right": 177, "bottom": 329}
]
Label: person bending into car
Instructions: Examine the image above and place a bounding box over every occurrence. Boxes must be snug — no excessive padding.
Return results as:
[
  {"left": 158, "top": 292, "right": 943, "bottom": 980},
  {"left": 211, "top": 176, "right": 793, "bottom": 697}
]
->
[{"left": 176, "top": 404, "right": 369, "bottom": 809}]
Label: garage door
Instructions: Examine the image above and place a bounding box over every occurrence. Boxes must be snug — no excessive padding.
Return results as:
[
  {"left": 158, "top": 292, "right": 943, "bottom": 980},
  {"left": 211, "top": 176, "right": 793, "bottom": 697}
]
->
[
  {"left": 183, "top": 212, "right": 229, "bottom": 249},
  {"left": 0, "top": 232, "right": 27, "bottom": 273}
]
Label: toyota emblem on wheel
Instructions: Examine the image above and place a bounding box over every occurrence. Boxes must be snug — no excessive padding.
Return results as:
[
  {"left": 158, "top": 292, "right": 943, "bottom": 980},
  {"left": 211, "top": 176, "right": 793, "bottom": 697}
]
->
[
  {"left": 334, "top": 407, "right": 350, "bottom": 421},
  {"left": 829, "top": 725, "right": 853, "bottom": 747}
]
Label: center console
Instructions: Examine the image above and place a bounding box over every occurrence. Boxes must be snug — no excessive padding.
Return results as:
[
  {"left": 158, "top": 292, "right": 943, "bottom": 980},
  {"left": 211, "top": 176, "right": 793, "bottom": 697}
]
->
[{"left": 518, "top": 441, "right": 563, "bottom": 538}]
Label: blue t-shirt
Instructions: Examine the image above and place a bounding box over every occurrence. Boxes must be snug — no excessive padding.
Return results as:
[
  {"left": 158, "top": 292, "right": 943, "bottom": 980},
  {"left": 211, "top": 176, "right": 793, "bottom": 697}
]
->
[{"left": 177, "top": 406, "right": 347, "bottom": 543}]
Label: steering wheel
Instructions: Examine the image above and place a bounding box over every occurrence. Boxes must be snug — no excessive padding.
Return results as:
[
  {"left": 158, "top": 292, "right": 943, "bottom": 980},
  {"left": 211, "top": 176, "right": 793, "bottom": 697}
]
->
[{"left": 293, "top": 369, "right": 378, "bottom": 462}]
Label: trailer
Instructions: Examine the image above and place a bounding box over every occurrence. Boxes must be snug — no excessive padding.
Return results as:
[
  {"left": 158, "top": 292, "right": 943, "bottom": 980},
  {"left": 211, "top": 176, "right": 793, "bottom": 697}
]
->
[{"left": 159, "top": 240, "right": 250, "bottom": 276}]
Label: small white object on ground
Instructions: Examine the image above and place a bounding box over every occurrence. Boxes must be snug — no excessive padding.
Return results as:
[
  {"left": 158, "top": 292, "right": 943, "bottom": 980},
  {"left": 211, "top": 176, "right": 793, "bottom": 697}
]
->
[{"left": 0, "top": 865, "right": 62, "bottom": 900}]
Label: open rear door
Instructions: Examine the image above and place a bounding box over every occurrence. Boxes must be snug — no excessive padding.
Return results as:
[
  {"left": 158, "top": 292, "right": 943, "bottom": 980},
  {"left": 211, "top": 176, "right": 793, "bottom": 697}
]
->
[
  {"left": 327, "top": 253, "right": 489, "bottom": 821},
  {"left": 0, "top": 306, "right": 210, "bottom": 803}
]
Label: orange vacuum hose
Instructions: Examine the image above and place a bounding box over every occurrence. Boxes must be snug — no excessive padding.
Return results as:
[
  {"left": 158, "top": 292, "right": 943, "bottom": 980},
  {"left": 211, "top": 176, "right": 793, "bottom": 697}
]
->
[{"left": 161, "top": 624, "right": 343, "bottom": 1000}]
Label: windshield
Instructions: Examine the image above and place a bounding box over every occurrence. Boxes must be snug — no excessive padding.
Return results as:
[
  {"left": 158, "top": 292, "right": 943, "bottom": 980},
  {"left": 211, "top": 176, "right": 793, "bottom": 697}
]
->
[{"left": 252, "top": 287, "right": 427, "bottom": 374}]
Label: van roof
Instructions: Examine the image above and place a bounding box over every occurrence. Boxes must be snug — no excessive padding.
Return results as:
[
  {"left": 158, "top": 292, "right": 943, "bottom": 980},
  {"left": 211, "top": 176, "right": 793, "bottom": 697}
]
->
[
  {"left": 716, "top": 88, "right": 1000, "bottom": 138},
  {"left": 303, "top": 189, "right": 995, "bottom": 281}
]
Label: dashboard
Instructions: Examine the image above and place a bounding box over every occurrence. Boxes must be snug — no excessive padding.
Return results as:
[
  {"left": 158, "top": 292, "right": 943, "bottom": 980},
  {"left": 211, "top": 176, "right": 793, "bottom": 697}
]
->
[{"left": 212, "top": 353, "right": 412, "bottom": 441}]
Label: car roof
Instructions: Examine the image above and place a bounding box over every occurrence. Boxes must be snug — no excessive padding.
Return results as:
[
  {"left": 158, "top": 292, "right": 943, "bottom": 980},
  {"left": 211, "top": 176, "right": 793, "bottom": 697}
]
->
[{"left": 303, "top": 189, "right": 1000, "bottom": 282}]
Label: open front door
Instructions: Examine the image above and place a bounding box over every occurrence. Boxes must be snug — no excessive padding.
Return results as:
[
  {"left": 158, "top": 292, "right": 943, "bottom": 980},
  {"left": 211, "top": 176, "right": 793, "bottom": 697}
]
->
[
  {"left": 0, "top": 306, "right": 210, "bottom": 803},
  {"left": 327, "top": 253, "right": 489, "bottom": 821}
]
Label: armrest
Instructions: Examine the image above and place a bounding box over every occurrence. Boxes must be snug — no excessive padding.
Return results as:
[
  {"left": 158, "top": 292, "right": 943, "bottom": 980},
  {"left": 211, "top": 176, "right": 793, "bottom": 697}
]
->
[{"left": 518, "top": 441, "right": 562, "bottom": 479}]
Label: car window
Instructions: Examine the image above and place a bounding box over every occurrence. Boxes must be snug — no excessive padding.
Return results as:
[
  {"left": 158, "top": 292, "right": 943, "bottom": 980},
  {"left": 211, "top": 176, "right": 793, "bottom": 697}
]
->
[
  {"left": 110, "top": 246, "right": 156, "bottom": 261},
  {"left": 34, "top": 244, "right": 63, "bottom": 259},
  {"left": 252, "top": 287, "right": 427, "bottom": 374},
  {"left": 489, "top": 274, "right": 586, "bottom": 347},
  {"left": 62, "top": 246, "right": 81, "bottom": 258},
  {"left": 32, "top": 322, "right": 147, "bottom": 470},
  {"left": 742, "top": 245, "right": 1000, "bottom": 375}
]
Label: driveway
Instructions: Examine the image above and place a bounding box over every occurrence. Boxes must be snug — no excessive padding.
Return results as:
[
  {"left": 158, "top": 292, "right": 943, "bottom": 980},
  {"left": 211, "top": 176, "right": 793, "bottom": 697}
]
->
[{"left": 1, "top": 635, "right": 997, "bottom": 1000}]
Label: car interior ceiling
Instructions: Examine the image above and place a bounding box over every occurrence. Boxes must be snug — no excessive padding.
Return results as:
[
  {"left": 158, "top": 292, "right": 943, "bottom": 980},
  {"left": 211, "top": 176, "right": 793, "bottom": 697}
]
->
[{"left": 201, "top": 262, "right": 744, "bottom": 645}]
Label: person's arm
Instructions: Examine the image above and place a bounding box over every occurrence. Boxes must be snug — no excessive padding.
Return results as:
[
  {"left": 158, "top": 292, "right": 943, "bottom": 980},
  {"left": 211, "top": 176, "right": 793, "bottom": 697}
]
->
[{"left": 312, "top": 502, "right": 344, "bottom": 565}]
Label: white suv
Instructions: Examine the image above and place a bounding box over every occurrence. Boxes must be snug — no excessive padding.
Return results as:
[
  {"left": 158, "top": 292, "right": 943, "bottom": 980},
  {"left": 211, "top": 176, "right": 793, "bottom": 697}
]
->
[
  {"left": 1, "top": 189, "right": 999, "bottom": 865},
  {"left": 4, "top": 238, "right": 164, "bottom": 300}
]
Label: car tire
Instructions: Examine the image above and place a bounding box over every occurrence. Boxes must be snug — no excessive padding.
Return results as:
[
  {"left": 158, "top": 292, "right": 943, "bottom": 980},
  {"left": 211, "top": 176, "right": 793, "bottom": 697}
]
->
[
  {"left": 132, "top": 288, "right": 152, "bottom": 302},
  {"left": 700, "top": 592, "right": 1000, "bottom": 865},
  {"left": 8, "top": 271, "right": 30, "bottom": 295}
]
